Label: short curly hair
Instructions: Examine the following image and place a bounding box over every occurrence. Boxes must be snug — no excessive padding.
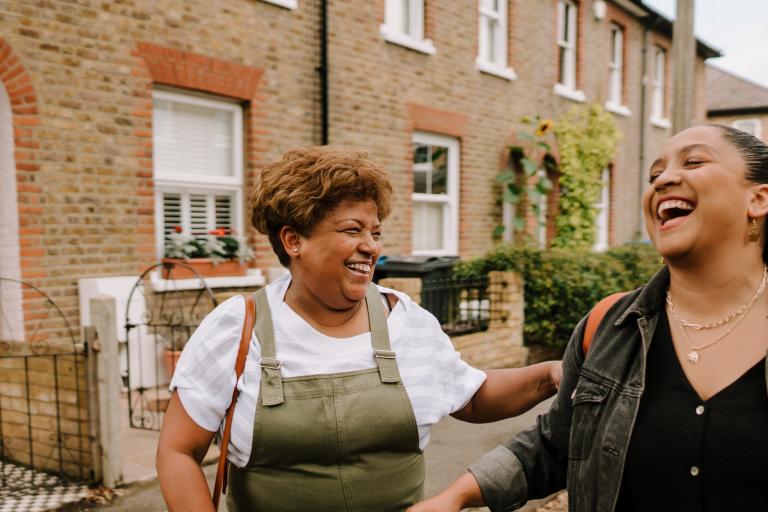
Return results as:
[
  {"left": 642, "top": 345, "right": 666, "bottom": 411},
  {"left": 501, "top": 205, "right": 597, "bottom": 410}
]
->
[{"left": 250, "top": 146, "right": 393, "bottom": 267}]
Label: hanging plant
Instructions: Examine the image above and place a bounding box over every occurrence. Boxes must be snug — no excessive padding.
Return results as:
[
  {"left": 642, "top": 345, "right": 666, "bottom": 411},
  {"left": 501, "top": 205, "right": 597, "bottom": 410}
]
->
[{"left": 551, "top": 104, "right": 619, "bottom": 249}]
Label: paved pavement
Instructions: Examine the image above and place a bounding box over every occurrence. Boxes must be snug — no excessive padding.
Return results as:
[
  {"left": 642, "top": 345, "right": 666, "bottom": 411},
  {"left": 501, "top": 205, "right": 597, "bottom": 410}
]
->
[{"left": 62, "top": 398, "right": 559, "bottom": 511}]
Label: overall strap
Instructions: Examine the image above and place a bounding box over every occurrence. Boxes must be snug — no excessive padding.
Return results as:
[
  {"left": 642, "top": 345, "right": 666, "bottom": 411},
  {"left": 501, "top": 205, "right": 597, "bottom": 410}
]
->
[
  {"left": 255, "top": 287, "right": 284, "bottom": 406},
  {"left": 365, "top": 283, "right": 401, "bottom": 384},
  {"left": 213, "top": 293, "right": 256, "bottom": 510}
]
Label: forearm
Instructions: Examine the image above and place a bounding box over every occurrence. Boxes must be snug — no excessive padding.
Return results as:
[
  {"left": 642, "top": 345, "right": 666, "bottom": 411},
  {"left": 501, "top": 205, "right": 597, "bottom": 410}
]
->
[
  {"left": 453, "top": 361, "right": 559, "bottom": 423},
  {"left": 407, "top": 472, "right": 485, "bottom": 512},
  {"left": 157, "top": 448, "right": 215, "bottom": 512}
]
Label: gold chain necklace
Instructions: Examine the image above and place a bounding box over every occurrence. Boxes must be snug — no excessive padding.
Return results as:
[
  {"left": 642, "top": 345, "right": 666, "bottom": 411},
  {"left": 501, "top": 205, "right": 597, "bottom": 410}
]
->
[{"left": 666, "top": 264, "right": 768, "bottom": 364}]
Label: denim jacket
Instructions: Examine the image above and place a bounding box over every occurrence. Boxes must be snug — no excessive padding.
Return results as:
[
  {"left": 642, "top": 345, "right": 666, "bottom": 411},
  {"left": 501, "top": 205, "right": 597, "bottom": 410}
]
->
[{"left": 468, "top": 266, "right": 768, "bottom": 512}]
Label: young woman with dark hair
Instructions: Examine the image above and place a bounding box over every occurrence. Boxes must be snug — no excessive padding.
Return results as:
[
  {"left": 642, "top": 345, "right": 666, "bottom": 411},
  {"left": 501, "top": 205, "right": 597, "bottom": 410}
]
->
[{"left": 411, "top": 125, "right": 768, "bottom": 512}]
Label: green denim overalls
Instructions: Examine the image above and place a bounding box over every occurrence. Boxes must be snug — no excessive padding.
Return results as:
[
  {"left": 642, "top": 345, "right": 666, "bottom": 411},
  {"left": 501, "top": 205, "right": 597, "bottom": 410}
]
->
[{"left": 226, "top": 284, "right": 425, "bottom": 512}]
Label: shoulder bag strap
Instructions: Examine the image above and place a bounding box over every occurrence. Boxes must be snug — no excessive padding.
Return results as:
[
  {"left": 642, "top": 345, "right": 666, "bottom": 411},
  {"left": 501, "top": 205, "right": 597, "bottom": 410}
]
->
[
  {"left": 212, "top": 293, "right": 256, "bottom": 510},
  {"left": 582, "top": 292, "right": 627, "bottom": 357}
]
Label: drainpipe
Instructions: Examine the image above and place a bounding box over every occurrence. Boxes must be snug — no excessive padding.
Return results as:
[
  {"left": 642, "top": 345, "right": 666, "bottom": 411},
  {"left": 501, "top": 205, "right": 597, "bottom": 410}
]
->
[{"left": 319, "top": 0, "right": 329, "bottom": 145}]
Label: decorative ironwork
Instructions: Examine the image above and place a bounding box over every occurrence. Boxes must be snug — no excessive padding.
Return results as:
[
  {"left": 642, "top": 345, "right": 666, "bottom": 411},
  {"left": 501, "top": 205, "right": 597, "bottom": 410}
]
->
[
  {"left": 124, "top": 261, "right": 218, "bottom": 430},
  {"left": 421, "top": 276, "right": 492, "bottom": 336},
  {"left": 0, "top": 277, "right": 92, "bottom": 495}
]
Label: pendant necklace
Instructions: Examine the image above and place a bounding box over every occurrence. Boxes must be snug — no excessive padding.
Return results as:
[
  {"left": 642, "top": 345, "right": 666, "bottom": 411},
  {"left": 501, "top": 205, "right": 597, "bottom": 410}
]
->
[{"left": 666, "top": 264, "right": 768, "bottom": 364}]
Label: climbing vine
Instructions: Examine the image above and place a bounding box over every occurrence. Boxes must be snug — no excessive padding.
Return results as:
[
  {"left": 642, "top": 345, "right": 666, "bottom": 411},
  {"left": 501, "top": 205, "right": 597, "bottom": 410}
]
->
[
  {"left": 495, "top": 116, "right": 556, "bottom": 242},
  {"left": 551, "top": 104, "right": 619, "bottom": 248}
]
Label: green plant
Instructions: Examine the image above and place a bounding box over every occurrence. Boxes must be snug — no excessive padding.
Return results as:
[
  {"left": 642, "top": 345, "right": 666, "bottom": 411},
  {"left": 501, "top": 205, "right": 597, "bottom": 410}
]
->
[
  {"left": 495, "top": 116, "right": 556, "bottom": 240},
  {"left": 164, "top": 228, "right": 254, "bottom": 263},
  {"left": 453, "top": 242, "right": 660, "bottom": 348},
  {"left": 551, "top": 104, "right": 620, "bottom": 248}
]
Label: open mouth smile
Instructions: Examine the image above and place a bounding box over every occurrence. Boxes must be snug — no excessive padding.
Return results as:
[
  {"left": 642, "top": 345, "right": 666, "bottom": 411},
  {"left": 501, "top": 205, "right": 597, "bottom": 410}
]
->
[
  {"left": 657, "top": 198, "right": 695, "bottom": 227},
  {"left": 345, "top": 262, "right": 371, "bottom": 275}
]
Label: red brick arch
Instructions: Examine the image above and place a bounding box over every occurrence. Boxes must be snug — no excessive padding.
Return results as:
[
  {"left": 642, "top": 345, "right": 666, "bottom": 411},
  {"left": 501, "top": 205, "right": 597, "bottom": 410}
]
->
[{"left": 0, "top": 37, "right": 43, "bottom": 282}]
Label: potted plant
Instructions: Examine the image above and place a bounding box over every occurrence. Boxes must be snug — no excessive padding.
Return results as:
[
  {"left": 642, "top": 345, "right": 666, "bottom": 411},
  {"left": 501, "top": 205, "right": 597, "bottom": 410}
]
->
[{"left": 162, "top": 227, "right": 255, "bottom": 279}]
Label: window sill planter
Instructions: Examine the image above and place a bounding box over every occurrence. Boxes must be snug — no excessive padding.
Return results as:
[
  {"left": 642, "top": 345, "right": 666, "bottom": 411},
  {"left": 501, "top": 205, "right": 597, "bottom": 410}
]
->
[{"left": 161, "top": 258, "right": 248, "bottom": 279}]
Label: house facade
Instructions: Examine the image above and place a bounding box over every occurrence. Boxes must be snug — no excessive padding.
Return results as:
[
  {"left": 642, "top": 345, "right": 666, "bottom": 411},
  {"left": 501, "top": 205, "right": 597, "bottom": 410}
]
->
[
  {"left": 0, "top": 0, "right": 718, "bottom": 340},
  {"left": 706, "top": 64, "right": 768, "bottom": 142}
]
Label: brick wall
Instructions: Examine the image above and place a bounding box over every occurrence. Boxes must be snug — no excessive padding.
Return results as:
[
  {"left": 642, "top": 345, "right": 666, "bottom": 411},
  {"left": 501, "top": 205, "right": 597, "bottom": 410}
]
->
[
  {"left": 0, "top": 0, "right": 321, "bottom": 335},
  {"left": 381, "top": 271, "right": 529, "bottom": 369}
]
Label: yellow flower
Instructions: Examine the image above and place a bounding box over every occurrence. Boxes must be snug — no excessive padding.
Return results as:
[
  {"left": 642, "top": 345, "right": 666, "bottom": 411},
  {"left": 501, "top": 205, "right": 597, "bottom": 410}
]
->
[{"left": 535, "top": 119, "right": 554, "bottom": 137}]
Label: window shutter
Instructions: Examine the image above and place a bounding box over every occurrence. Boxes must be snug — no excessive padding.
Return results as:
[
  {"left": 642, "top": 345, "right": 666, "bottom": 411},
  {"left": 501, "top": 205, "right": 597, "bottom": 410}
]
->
[
  {"left": 215, "top": 195, "right": 234, "bottom": 232},
  {"left": 189, "top": 194, "right": 210, "bottom": 237},
  {"left": 162, "top": 193, "right": 182, "bottom": 242}
]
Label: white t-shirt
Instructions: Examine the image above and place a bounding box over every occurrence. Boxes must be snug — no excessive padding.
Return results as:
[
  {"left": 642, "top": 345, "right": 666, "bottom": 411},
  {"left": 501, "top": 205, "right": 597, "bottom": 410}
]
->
[{"left": 170, "top": 273, "right": 487, "bottom": 468}]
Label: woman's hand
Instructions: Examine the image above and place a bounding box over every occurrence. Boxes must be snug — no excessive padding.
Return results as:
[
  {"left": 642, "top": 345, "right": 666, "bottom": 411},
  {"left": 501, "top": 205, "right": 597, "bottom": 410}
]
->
[{"left": 408, "top": 473, "right": 485, "bottom": 512}]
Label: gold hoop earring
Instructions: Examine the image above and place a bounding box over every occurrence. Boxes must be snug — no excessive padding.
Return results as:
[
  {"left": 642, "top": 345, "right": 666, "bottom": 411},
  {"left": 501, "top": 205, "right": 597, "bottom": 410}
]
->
[{"left": 748, "top": 217, "right": 760, "bottom": 243}]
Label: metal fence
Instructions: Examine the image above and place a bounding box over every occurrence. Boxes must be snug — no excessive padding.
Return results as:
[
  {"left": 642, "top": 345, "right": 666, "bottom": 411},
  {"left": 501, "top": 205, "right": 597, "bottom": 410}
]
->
[
  {"left": 421, "top": 275, "right": 492, "bottom": 336},
  {"left": 0, "top": 278, "right": 93, "bottom": 497},
  {"left": 124, "top": 261, "right": 218, "bottom": 431}
]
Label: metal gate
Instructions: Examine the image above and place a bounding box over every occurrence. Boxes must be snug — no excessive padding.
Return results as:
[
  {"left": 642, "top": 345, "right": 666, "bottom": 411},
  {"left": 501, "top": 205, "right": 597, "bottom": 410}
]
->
[
  {"left": 124, "top": 261, "right": 218, "bottom": 430},
  {"left": 0, "top": 277, "right": 93, "bottom": 499}
]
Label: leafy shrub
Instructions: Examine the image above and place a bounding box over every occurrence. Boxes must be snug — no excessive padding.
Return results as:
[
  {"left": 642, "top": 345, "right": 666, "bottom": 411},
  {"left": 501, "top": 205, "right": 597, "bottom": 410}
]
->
[{"left": 454, "top": 243, "right": 660, "bottom": 347}]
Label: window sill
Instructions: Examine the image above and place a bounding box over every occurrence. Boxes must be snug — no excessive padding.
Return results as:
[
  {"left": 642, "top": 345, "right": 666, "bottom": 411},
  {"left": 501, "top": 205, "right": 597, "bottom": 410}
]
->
[
  {"left": 261, "top": 0, "right": 297, "bottom": 9},
  {"left": 650, "top": 116, "right": 671, "bottom": 129},
  {"left": 475, "top": 59, "right": 517, "bottom": 81},
  {"left": 379, "top": 25, "right": 436, "bottom": 55},
  {"left": 553, "top": 84, "right": 586, "bottom": 103},
  {"left": 150, "top": 268, "right": 265, "bottom": 292},
  {"left": 605, "top": 102, "right": 632, "bottom": 117}
]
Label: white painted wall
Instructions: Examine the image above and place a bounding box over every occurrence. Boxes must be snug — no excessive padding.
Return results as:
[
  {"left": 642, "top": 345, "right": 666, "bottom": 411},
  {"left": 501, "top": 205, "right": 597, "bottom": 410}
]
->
[{"left": 0, "top": 81, "right": 24, "bottom": 342}]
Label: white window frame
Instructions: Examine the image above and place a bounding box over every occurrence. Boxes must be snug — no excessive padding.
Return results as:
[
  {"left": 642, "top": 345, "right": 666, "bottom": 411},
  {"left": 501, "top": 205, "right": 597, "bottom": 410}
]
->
[
  {"left": 260, "top": 0, "right": 297, "bottom": 9},
  {"left": 476, "top": 0, "right": 516, "bottom": 80},
  {"left": 650, "top": 47, "right": 670, "bottom": 128},
  {"left": 554, "top": 0, "right": 585, "bottom": 102},
  {"left": 733, "top": 119, "right": 763, "bottom": 139},
  {"left": 380, "top": 0, "right": 436, "bottom": 54},
  {"left": 411, "top": 132, "right": 460, "bottom": 256},
  {"left": 152, "top": 90, "right": 244, "bottom": 258},
  {"left": 605, "top": 24, "right": 631, "bottom": 117},
  {"left": 593, "top": 167, "right": 610, "bottom": 252}
]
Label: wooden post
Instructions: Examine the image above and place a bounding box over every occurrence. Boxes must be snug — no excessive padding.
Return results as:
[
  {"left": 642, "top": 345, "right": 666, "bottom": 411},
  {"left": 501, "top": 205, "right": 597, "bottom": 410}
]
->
[{"left": 672, "top": 0, "right": 696, "bottom": 133}]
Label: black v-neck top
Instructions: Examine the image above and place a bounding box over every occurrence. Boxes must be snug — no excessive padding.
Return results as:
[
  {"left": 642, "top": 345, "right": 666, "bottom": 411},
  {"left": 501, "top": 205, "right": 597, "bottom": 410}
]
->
[{"left": 615, "top": 308, "right": 768, "bottom": 511}]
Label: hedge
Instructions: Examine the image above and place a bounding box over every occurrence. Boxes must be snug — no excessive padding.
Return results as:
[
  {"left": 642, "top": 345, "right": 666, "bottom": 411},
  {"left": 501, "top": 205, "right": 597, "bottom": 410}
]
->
[{"left": 453, "top": 243, "right": 661, "bottom": 348}]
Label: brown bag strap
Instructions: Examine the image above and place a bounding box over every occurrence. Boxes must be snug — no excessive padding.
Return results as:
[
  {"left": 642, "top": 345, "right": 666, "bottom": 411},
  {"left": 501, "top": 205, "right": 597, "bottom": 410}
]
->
[
  {"left": 582, "top": 292, "right": 627, "bottom": 357},
  {"left": 212, "top": 294, "right": 256, "bottom": 510}
]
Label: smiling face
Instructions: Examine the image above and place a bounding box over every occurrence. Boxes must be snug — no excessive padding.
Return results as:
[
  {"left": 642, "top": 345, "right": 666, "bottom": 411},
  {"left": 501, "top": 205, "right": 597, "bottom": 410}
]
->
[
  {"left": 287, "top": 198, "right": 382, "bottom": 310},
  {"left": 642, "top": 125, "right": 753, "bottom": 262}
]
